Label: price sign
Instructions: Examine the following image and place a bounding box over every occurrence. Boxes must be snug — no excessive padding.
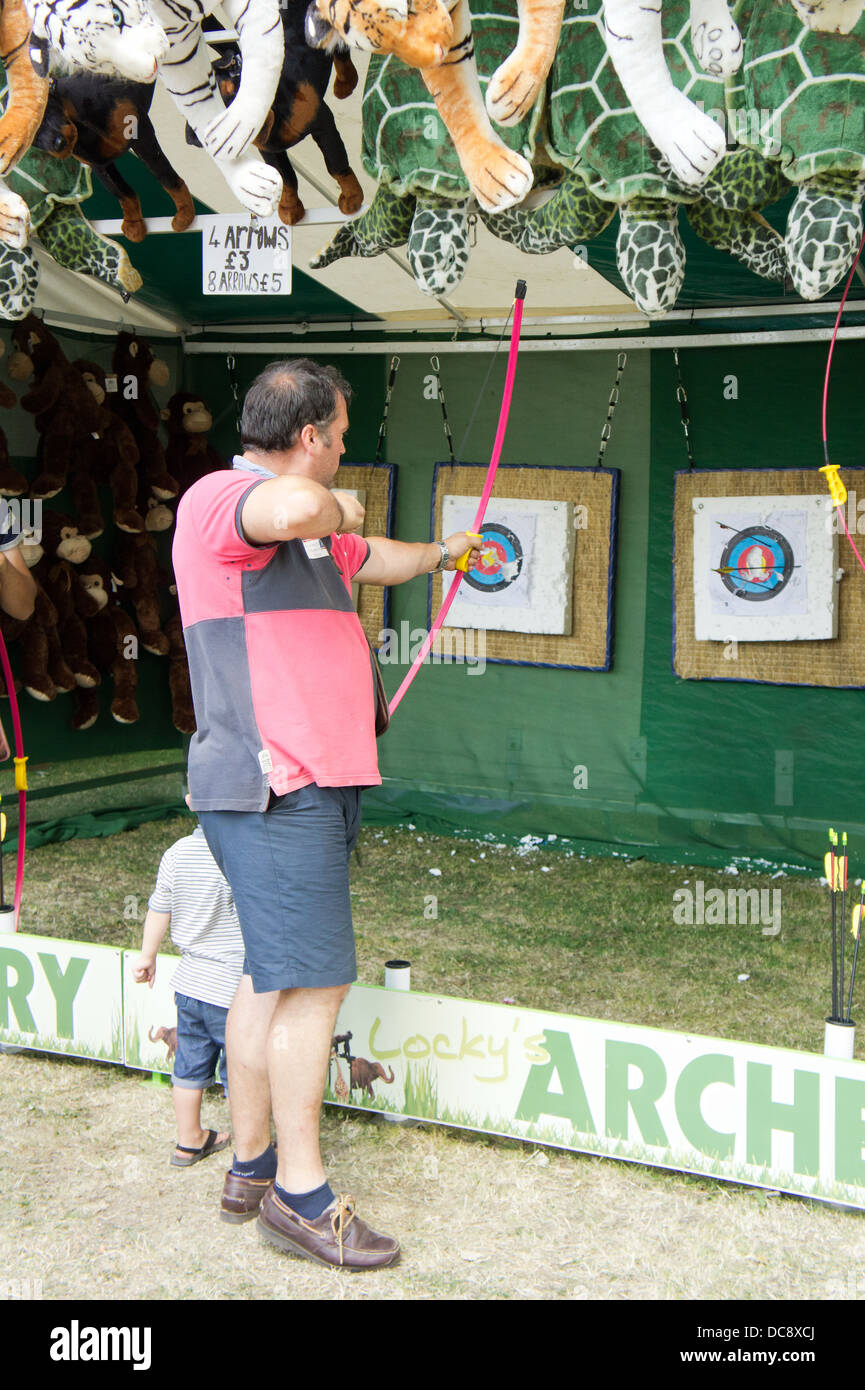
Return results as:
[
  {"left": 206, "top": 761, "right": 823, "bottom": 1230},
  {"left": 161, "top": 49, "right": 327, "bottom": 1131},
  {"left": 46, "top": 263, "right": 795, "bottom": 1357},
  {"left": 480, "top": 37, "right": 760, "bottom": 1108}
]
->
[{"left": 199, "top": 214, "right": 291, "bottom": 296}]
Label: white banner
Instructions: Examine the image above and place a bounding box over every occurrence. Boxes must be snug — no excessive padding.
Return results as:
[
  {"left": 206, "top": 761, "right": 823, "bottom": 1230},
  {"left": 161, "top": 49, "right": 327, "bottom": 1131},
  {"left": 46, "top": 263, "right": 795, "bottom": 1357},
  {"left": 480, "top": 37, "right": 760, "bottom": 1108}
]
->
[
  {"left": 0, "top": 933, "right": 123, "bottom": 1063},
  {"left": 330, "top": 985, "right": 865, "bottom": 1209}
]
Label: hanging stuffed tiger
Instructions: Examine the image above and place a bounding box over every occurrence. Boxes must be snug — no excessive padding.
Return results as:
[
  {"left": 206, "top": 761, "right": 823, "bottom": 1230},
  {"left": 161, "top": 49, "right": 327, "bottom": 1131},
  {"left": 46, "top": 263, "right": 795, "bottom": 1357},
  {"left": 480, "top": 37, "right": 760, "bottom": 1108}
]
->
[
  {"left": 306, "top": 0, "right": 567, "bottom": 212},
  {"left": 0, "top": 0, "right": 51, "bottom": 249},
  {"left": 25, "top": 0, "right": 285, "bottom": 216}
]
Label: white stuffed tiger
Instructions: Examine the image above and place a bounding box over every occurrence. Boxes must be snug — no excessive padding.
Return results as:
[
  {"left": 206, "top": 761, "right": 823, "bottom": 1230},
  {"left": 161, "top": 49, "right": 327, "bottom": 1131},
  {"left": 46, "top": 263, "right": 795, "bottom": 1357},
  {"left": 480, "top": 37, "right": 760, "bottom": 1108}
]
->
[
  {"left": 604, "top": 0, "right": 863, "bottom": 188},
  {"left": 25, "top": 0, "right": 284, "bottom": 215}
]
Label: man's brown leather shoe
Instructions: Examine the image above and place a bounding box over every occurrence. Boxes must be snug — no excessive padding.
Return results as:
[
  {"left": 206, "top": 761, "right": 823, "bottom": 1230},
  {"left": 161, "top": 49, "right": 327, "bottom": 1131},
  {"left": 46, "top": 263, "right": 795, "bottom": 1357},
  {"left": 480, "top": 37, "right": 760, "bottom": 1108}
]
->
[
  {"left": 220, "top": 1170, "right": 273, "bottom": 1224},
  {"left": 257, "top": 1186, "right": 400, "bottom": 1269}
]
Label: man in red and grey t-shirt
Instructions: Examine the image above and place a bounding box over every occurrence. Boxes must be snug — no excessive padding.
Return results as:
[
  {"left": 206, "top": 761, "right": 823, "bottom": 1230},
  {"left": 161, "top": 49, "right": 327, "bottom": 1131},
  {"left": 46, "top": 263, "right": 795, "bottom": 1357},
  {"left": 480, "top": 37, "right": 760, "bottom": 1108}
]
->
[{"left": 172, "top": 358, "right": 479, "bottom": 1271}]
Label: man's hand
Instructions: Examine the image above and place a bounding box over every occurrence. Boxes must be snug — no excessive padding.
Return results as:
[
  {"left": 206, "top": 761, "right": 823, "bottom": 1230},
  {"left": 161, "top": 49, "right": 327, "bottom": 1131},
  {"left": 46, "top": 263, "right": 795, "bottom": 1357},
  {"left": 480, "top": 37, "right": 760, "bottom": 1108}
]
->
[
  {"left": 332, "top": 491, "right": 366, "bottom": 534},
  {"left": 442, "top": 532, "right": 482, "bottom": 571},
  {"left": 0, "top": 547, "right": 37, "bottom": 620}
]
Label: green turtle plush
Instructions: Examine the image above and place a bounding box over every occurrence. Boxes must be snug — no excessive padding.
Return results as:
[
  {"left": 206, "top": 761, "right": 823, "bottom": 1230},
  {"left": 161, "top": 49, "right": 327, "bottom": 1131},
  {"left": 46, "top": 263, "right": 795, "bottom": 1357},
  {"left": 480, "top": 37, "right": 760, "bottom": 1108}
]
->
[
  {"left": 482, "top": 0, "right": 789, "bottom": 314},
  {"left": 312, "top": 0, "right": 543, "bottom": 296},
  {"left": 728, "top": 0, "right": 865, "bottom": 300}
]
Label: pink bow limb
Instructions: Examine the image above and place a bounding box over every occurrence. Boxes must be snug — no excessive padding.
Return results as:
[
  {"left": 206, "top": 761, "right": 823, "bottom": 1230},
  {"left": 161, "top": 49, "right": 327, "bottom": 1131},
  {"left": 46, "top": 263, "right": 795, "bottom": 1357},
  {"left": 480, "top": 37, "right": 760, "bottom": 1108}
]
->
[{"left": 388, "top": 285, "right": 526, "bottom": 718}]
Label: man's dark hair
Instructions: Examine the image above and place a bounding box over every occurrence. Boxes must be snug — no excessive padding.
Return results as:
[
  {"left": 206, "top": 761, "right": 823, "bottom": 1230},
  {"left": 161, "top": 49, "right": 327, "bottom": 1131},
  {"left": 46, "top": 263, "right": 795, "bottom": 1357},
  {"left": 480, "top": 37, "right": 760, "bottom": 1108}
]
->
[{"left": 240, "top": 358, "right": 352, "bottom": 453}]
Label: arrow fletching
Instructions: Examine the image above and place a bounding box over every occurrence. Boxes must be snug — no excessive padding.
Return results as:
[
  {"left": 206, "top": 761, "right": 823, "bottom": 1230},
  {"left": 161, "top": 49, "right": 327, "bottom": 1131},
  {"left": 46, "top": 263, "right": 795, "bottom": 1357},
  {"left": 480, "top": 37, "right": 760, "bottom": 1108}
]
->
[{"left": 852, "top": 904, "right": 862, "bottom": 940}]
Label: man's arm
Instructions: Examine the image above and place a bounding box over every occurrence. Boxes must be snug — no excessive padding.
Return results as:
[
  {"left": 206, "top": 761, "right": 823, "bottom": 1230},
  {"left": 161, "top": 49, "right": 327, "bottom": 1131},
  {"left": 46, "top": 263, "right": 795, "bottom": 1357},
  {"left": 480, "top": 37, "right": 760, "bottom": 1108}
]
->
[
  {"left": 354, "top": 532, "right": 481, "bottom": 586},
  {"left": 240, "top": 477, "right": 366, "bottom": 545},
  {"left": 0, "top": 546, "right": 36, "bottom": 619}
]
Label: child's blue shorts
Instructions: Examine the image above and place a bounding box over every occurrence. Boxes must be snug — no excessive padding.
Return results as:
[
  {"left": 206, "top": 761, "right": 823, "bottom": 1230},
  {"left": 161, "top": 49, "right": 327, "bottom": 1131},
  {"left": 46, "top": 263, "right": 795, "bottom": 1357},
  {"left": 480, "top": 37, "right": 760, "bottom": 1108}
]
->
[
  {"left": 172, "top": 992, "right": 228, "bottom": 1091},
  {"left": 199, "top": 783, "right": 362, "bottom": 994}
]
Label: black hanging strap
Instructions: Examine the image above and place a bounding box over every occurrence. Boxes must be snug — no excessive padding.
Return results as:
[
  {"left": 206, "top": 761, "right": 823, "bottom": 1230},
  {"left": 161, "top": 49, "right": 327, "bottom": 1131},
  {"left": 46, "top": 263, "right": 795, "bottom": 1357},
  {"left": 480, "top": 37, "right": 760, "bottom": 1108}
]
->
[
  {"left": 374, "top": 355, "right": 401, "bottom": 464},
  {"left": 673, "top": 349, "right": 695, "bottom": 471},
  {"left": 429, "top": 355, "right": 456, "bottom": 464},
  {"left": 226, "top": 354, "right": 242, "bottom": 435},
  {"left": 596, "top": 352, "right": 628, "bottom": 470}
]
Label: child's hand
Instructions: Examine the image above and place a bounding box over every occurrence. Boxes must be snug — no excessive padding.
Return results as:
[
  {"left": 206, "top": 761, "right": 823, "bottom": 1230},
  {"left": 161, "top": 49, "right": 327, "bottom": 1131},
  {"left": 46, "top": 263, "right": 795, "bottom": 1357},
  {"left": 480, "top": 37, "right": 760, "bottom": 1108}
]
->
[{"left": 133, "top": 955, "right": 156, "bottom": 987}]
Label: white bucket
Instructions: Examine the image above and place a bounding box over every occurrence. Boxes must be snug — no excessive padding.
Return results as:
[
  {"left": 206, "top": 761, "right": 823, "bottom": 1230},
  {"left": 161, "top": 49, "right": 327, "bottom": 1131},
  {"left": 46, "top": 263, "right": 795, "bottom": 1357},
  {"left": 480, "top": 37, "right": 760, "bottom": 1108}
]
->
[{"left": 824, "top": 1018, "right": 856, "bottom": 1060}]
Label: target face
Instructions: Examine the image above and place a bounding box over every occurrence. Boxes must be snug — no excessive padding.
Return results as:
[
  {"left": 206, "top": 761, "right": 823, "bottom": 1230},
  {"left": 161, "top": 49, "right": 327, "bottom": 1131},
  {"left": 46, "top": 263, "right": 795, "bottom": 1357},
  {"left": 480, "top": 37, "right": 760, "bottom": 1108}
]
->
[
  {"left": 718, "top": 526, "right": 794, "bottom": 602},
  {"left": 463, "top": 524, "right": 524, "bottom": 594},
  {"left": 692, "top": 495, "right": 839, "bottom": 643}
]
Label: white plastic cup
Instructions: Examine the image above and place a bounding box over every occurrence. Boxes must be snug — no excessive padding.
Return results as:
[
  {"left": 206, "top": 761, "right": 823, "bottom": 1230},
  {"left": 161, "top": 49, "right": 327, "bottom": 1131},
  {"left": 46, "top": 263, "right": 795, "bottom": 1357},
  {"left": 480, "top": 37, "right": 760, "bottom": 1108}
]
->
[
  {"left": 824, "top": 1018, "right": 855, "bottom": 1060},
  {"left": 382, "top": 959, "right": 414, "bottom": 1125},
  {"left": 384, "top": 959, "right": 411, "bottom": 991},
  {"left": 0, "top": 904, "right": 15, "bottom": 934}
]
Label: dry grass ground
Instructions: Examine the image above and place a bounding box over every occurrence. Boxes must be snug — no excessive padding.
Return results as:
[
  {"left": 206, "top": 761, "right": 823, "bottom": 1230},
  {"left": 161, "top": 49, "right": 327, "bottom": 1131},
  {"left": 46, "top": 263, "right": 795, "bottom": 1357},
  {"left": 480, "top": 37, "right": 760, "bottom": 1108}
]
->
[
  {"left": 2, "top": 1048, "right": 864, "bottom": 1304},
  {"left": 4, "top": 815, "right": 865, "bottom": 1306}
]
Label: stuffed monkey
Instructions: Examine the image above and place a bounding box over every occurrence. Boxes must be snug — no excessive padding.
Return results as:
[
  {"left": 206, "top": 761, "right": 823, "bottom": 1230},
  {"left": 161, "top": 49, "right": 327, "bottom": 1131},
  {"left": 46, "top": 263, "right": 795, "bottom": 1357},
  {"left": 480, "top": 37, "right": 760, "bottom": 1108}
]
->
[
  {"left": 6, "top": 315, "right": 107, "bottom": 500},
  {"left": 162, "top": 391, "right": 226, "bottom": 497},
  {"left": 115, "top": 531, "right": 170, "bottom": 656},
  {"left": 72, "top": 555, "right": 139, "bottom": 728},
  {"left": 74, "top": 359, "right": 146, "bottom": 535},
  {"left": 2, "top": 516, "right": 78, "bottom": 700},
  {"left": 111, "top": 332, "right": 178, "bottom": 502},
  {"left": 0, "top": 339, "right": 27, "bottom": 497}
]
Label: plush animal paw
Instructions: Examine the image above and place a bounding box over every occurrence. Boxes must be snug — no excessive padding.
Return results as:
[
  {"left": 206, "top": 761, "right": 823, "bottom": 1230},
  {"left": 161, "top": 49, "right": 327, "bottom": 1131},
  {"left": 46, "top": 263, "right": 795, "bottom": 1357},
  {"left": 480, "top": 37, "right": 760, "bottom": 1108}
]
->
[
  {"left": 170, "top": 189, "right": 196, "bottom": 233},
  {"left": 785, "top": 182, "right": 865, "bottom": 300},
  {"left": 332, "top": 55, "right": 359, "bottom": 100},
  {"left": 115, "top": 249, "right": 144, "bottom": 294},
  {"left": 485, "top": 55, "right": 543, "bottom": 128},
  {"left": 407, "top": 201, "right": 470, "bottom": 295},
  {"left": 278, "top": 185, "right": 305, "bottom": 226},
  {"left": 616, "top": 204, "right": 686, "bottom": 317},
  {"left": 691, "top": 16, "right": 743, "bottom": 77},
  {"left": 0, "top": 115, "right": 38, "bottom": 178},
  {"left": 0, "top": 190, "right": 30, "bottom": 250},
  {"left": 465, "top": 142, "right": 533, "bottom": 214},
  {"left": 647, "top": 94, "right": 726, "bottom": 187},
  {"left": 202, "top": 101, "right": 263, "bottom": 163},
  {"left": 336, "top": 173, "right": 364, "bottom": 216},
  {"left": 217, "top": 155, "right": 282, "bottom": 218}
]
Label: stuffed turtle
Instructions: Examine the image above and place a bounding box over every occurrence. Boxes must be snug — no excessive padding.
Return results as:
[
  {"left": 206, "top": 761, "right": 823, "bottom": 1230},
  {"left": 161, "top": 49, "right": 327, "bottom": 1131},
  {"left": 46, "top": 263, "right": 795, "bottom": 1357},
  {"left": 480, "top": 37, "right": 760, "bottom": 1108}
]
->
[
  {"left": 498, "top": 0, "right": 789, "bottom": 314},
  {"left": 311, "top": 0, "right": 539, "bottom": 295},
  {"left": 727, "top": 0, "right": 865, "bottom": 300}
]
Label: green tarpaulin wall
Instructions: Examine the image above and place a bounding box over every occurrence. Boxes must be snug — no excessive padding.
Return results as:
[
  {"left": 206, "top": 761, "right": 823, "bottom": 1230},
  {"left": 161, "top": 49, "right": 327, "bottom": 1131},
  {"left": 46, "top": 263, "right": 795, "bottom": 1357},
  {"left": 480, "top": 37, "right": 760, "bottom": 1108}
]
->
[{"left": 4, "top": 328, "right": 863, "bottom": 870}]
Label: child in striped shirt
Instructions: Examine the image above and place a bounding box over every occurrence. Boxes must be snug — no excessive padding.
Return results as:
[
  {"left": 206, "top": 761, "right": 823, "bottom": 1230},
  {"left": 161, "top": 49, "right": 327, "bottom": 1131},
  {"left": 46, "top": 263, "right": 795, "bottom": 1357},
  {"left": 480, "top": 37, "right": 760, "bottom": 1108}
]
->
[{"left": 133, "top": 823, "right": 245, "bottom": 1167}]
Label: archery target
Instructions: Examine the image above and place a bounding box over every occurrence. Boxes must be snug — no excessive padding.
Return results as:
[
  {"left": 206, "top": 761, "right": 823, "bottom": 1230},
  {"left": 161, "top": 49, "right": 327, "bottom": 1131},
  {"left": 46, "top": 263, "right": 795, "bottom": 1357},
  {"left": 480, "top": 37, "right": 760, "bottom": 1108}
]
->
[
  {"left": 692, "top": 496, "right": 838, "bottom": 641},
  {"left": 440, "top": 496, "right": 575, "bottom": 635}
]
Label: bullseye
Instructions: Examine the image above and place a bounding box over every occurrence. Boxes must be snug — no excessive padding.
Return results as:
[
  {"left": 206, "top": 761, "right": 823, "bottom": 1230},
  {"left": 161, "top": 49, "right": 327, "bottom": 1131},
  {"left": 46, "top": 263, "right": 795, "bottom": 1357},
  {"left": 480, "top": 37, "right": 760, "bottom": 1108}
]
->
[
  {"left": 464, "top": 523, "right": 524, "bottom": 594},
  {"left": 718, "top": 525, "right": 794, "bottom": 602}
]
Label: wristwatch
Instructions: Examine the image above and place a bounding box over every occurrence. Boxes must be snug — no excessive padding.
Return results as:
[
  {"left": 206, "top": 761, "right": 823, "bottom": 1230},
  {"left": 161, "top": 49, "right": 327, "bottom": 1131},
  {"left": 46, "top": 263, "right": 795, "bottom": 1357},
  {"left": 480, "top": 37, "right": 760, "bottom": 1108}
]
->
[{"left": 434, "top": 540, "right": 450, "bottom": 571}]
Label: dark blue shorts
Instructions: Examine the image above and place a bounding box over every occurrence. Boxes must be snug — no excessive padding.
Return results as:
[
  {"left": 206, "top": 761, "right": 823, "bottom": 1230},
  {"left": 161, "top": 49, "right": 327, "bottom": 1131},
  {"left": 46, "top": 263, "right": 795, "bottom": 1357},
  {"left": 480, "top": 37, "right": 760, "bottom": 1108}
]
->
[
  {"left": 198, "top": 784, "right": 362, "bottom": 994},
  {"left": 173, "top": 992, "right": 228, "bottom": 1091}
]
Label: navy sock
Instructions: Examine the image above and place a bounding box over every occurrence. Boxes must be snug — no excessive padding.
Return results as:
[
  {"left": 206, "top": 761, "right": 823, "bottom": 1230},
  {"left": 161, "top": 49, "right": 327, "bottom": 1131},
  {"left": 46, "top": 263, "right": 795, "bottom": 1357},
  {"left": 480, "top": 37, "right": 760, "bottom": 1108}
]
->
[
  {"left": 231, "top": 1143, "right": 277, "bottom": 1180},
  {"left": 274, "top": 1180, "right": 334, "bottom": 1221}
]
